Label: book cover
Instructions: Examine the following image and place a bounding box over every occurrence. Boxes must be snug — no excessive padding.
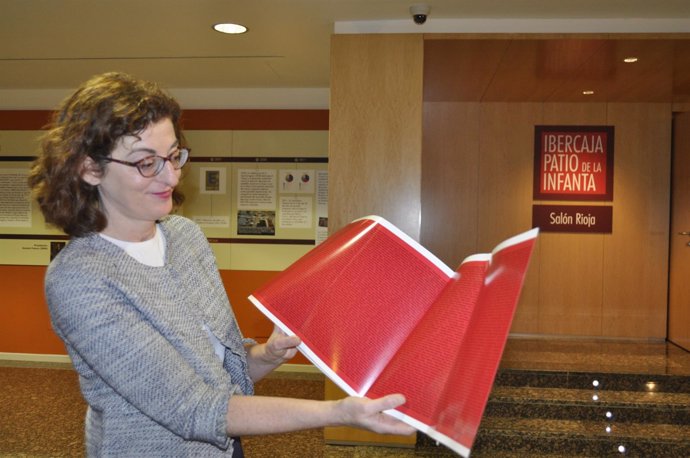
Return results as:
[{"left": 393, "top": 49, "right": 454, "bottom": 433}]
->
[{"left": 249, "top": 215, "right": 538, "bottom": 456}]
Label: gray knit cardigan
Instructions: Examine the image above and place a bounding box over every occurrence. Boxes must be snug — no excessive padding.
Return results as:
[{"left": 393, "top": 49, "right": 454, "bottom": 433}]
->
[{"left": 45, "top": 215, "right": 253, "bottom": 457}]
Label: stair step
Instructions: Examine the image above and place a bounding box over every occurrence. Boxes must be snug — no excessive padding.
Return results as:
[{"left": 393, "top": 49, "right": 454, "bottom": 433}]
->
[
  {"left": 473, "top": 417, "right": 690, "bottom": 457},
  {"left": 487, "top": 386, "right": 690, "bottom": 424},
  {"left": 479, "top": 416, "right": 690, "bottom": 442},
  {"left": 495, "top": 369, "right": 690, "bottom": 393}
]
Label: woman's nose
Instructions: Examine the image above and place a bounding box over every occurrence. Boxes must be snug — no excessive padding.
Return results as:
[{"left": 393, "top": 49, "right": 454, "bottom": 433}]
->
[{"left": 157, "top": 160, "right": 180, "bottom": 185}]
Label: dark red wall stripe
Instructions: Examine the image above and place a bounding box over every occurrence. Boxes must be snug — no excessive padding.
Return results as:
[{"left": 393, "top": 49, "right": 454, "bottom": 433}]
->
[{"left": 0, "top": 111, "right": 54, "bottom": 130}]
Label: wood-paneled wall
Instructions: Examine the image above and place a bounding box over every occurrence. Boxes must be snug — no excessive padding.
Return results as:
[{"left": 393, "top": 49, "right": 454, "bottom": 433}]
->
[
  {"left": 422, "top": 102, "right": 670, "bottom": 338},
  {"left": 331, "top": 34, "right": 672, "bottom": 339}
]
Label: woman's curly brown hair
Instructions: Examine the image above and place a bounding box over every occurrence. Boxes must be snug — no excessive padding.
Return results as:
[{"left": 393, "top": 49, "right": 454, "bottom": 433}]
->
[{"left": 28, "top": 72, "right": 186, "bottom": 237}]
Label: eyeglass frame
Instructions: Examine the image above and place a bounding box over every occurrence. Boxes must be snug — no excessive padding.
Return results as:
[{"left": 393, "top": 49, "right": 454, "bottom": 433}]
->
[{"left": 102, "top": 147, "right": 190, "bottom": 177}]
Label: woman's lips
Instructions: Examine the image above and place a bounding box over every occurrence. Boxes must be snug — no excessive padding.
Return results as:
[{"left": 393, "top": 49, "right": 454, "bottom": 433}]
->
[{"left": 152, "top": 190, "right": 172, "bottom": 199}]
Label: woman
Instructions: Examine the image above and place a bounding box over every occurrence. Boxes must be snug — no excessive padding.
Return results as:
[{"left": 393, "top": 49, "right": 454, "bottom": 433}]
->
[{"left": 29, "top": 72, "right": 413, "bottom": 456}]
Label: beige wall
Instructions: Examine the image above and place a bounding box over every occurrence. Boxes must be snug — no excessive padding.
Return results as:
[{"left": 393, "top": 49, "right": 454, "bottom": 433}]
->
[
  {"left": 0, "top": 112, "right": 329, "bottom": 356},
  {"left": 0, "top": 128, "right": 328, "bottom": 270},
  {"left": 330, "top": 34, "right": 672, "bottom": 339}
]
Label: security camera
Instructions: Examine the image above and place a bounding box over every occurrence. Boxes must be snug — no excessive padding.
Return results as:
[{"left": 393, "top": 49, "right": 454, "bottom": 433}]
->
[{"left": 409, "top": 4, "right": 430, "bottom": 25}]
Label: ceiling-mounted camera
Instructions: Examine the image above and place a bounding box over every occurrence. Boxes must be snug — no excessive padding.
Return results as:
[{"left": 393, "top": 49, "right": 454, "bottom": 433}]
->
[{"left": 409, "top": 4, "right": 430, "bottom": 25}]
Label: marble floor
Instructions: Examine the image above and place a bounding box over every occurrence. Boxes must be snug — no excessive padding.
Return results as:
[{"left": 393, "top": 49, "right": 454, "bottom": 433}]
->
[{"left": 1, "top": 337, "right": 688, "bottom": 457}]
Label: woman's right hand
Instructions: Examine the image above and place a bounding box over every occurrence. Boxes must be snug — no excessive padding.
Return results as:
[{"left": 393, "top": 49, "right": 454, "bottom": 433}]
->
[{"left": 335, "top": 394, "right": 416, "bottom": 435}]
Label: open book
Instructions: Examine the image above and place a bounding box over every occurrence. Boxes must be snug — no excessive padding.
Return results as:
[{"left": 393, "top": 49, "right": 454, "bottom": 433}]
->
[{"left": 249, "top": 216, "right": 538, "bottom": 457}]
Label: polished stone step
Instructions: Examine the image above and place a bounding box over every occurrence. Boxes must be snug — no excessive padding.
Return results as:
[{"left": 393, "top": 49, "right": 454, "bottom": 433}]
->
[
  {"left": 494, "top": 369, "right": 690, "bottom": 393},
  {"left": 472, "top": 417, "right": 690, "bottom": 457},
  {"left": 487, "top": 386, "right": 690, "bottom": 425}
]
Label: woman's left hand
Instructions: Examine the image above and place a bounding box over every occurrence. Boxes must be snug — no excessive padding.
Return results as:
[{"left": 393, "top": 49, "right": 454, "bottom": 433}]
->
[
  {"left": 263, "top": 326, "right": 301, "bottom": 364},
  {"left": 246, "top": 326, "right": 301, "bottom": 381}
]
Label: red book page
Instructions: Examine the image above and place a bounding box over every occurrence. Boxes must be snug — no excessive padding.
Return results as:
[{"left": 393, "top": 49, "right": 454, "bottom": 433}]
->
[
  {"left": 251, "top": 217, "right": 452, "bottom": 394},
  {"left": 365, "top": 259, "right": 488, "bottom": 427},
  {"left": 431, "top": 235, "right": 536, "bottom": 452}
]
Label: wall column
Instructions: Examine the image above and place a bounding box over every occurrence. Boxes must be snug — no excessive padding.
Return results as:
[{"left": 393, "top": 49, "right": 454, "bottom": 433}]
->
[
  {"left": 325, "top": 33, "right": 424, "bottom": 448},
  {"left": 328, "top": 34, "right": 424, "bottom": 239}
]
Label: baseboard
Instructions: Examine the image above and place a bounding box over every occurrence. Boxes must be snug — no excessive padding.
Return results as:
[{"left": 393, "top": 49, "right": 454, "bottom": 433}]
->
[
  {"left": 0, "top": 352, "right": 73, "bottom": 369},
  {"left": 275, "top": 363, "right": 320, "bottom": 373},
  {"left": 0, "top": 352, "right": 72, "bottom": 363},
  {"left": 508, "top": 333, "right": 667, "bottom": 344}
]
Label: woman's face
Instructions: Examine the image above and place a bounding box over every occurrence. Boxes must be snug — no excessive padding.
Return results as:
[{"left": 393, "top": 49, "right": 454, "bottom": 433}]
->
[{"left": 82, "top": 118, "right": 181, "bottom": 241}]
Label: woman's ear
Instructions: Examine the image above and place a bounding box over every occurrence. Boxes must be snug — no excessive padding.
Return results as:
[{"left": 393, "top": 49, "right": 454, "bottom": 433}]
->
[{"left": 80, "top": 156, "right": 102, "bottom": 186}]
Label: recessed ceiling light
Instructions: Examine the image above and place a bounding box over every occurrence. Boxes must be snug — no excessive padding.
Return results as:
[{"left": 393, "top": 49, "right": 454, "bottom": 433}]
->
[
  {"left": 213, "top": 23, "right": 248, "bottom": 34},
  {"left": 623, "top": 57, "right": 638, "bottom": 63},
  {"left": 583, "top": 90, "right": 595, "bottom": 95}
]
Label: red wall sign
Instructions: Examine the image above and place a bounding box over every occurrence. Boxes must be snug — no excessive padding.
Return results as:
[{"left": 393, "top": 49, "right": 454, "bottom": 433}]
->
[{"left": 533, "top": 125, "right": 614, "bottom": 201}]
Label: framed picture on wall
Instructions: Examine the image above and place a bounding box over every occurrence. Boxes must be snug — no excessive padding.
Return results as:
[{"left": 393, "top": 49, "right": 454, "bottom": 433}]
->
[{"left": 200, "top": 167, "right": 227, "bottom": 194}]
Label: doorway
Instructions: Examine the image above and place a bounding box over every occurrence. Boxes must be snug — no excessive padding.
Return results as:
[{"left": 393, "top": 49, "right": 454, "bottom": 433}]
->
[{"left": 668, "top": 110, "right": 690, "bottom": 351}]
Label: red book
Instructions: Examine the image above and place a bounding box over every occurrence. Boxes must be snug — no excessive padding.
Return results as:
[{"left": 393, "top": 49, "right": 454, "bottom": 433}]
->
[{"left": 249, "top": 216, "right": 538, "bottom": 456}]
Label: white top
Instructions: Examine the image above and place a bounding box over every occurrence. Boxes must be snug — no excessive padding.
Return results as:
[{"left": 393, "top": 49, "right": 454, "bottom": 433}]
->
[{"left": 99, "top": 225, "right": 166, "bottom": 267}]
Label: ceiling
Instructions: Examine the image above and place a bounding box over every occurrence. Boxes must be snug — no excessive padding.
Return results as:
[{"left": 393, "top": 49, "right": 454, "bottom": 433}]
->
[{"left": 1, "top": 0, "right": 689, "bottom": 105}]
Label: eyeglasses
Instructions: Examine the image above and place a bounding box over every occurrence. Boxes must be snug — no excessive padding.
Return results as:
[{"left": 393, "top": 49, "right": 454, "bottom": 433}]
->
[{"left": 103, "top": 147, "right": 190, "bottom": 178}]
